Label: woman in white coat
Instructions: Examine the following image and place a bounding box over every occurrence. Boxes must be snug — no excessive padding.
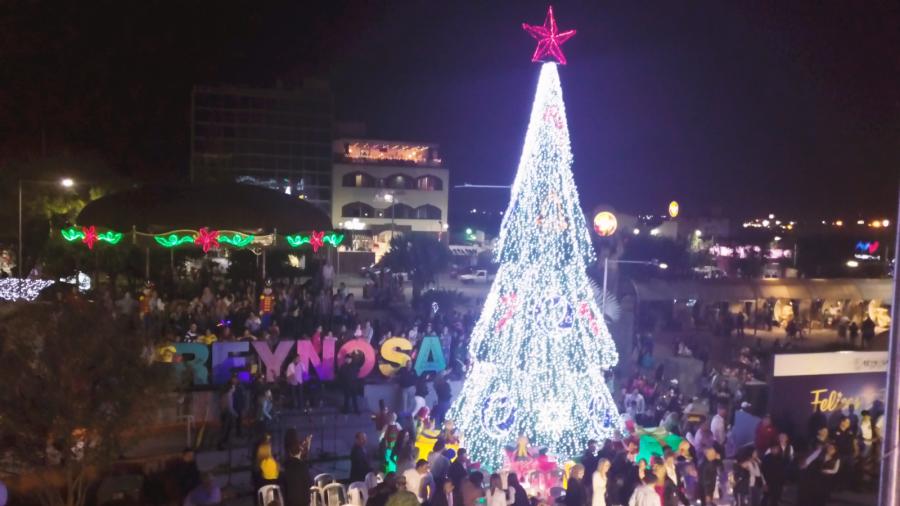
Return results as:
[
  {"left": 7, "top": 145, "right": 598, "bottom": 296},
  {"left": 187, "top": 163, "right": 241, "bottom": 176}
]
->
[{"left": 592, "top": 458, "right": 611, "bottom": 506}]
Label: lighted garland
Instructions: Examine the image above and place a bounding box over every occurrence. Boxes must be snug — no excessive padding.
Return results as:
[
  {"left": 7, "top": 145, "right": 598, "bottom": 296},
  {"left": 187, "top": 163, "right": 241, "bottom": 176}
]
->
[
  {"left": 154, "top": 233, "right": 196, "bottom": 248},
  {"left": 60, "top": 226, "right": 123, "bottom": 250},
  {"left": 0, "top": 278, "right": 55, "bottom": 302},
  {"left": 151, "top": 229, "right": 254, "bottom": 251},
  {"left": 447, "top": 61, "right": 621, "bottom": 471},
  {"left": 218, "top": 232, "right": 255, "bottom": 248},
  {"left": 285, "top": 231, "right": 344, "bottom": 252}
]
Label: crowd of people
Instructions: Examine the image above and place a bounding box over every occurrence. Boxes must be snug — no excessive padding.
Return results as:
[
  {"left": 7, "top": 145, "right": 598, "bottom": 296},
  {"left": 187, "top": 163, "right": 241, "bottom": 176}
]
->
[{"left": 73, "top": 260, "right": 891, "bottom": 506}]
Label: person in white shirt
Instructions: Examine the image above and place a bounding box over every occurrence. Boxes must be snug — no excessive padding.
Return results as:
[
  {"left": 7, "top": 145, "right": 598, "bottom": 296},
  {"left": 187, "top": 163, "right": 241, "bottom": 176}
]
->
[
  {"left": 628, "top": 474, "right": 661, "bottom": 506},
  {"left": 285, "top": 355, "right": 304, "bottom": 410},
  {"left": 403, "top": 459, "right": 435, "bottom": 503},
  {"left": 710, "top": 405, "right": 728, "bottom": 447},
  {"left": 485, "top": 473, "right": 509, "bottom": 506},
  {"left": 592, "top": 459, "right": 610, "bottom": 506}
]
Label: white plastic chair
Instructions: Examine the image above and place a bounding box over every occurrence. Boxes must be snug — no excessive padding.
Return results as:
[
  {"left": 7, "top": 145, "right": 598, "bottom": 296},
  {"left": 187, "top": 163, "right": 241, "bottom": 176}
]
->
[
  {"left": 315, "top": 473, "right": 336, "bottom": 488},
  {"left": 310, "top": 486, "right": 325, "bottom": 506},
  {"left": 347, "top": 482, "right": 368, "bottom": 506},
  {"left": 364, "top": 472, "right": 378, "bottom": 490},
  {"left": 258, "top": 484, "right": 284, "bottom": 506},
  {"left": 323, "top": 482, "right": 348, "bottom": 506}
]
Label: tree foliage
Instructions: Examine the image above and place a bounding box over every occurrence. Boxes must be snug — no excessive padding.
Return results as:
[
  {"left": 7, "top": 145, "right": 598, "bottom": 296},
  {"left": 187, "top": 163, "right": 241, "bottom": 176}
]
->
[
  {"left": 0, "top": 301, "right": 171, "bottom": 506},
  {"left": 381, "top": 233, "right": 451, "bottom": 304}
]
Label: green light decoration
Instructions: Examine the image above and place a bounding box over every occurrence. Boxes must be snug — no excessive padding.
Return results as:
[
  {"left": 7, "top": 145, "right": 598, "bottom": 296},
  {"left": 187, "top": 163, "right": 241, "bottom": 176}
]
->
[
  {"left": 218, "top": 232, "right": 255, "bottom": 248},
  {"left": 154, "top": 233, "right": 196, "bottom": 248},
  {"left": 286, "top": 231, "right": 343, "bottom": 251},
  {"left": 285, "top": 234, "right": 311, "bottom": 248},
  {"left": 323, "top": 232, "right": 344, "bottom": 247},
  {"left": 97, "top": 231, "right": 123, "bottom": 245},
  {"left": 61, "top": 227, "right": 86, "bottom": 242}
]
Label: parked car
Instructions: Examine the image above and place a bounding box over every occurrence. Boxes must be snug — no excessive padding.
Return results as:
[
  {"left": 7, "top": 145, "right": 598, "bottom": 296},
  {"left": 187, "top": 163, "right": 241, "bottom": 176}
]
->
[{"left": 459, "top": 269, "right": 494, "bottom": 284}]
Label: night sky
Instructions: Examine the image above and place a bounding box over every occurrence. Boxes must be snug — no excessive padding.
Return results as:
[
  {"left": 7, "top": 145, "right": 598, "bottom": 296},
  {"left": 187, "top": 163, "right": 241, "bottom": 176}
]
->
[{"left": 2, "top": 1, "right": 898, "bottom": 225}]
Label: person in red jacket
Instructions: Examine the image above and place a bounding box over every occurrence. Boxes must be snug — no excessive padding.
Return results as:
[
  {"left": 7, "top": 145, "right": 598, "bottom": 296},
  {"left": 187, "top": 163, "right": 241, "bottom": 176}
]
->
[{"left": 755, "top": 414, "right": 779, "bottom": 453}]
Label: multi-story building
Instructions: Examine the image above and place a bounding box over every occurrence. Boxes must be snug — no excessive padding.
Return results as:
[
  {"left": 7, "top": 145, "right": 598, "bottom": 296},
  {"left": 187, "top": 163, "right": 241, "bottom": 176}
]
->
[
  {"left": 190, "top": 81, "right": 334, "bottom": 211},
  {"left": 331, "top": 138, "right": 449, "bottom": 254}
]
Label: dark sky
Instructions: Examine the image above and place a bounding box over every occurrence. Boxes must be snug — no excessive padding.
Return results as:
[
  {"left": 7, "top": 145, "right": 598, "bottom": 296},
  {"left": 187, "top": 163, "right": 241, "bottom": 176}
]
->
[{"left": 2, "top": 1, "right": 899, "bottom": 223}]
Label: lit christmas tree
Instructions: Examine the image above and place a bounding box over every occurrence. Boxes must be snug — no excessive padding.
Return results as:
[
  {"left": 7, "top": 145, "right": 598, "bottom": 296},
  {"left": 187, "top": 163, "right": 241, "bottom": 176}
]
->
[{"left": 448, "top": 7, "right": 620, "bottom": 471}]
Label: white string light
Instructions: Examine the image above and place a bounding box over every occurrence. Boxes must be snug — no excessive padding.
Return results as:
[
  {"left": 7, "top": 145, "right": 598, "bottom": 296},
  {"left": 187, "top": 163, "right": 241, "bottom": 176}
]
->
[
  {"left": 448, "top": 63, "right": 621, "bottom": 471},
  {"left": 0, "top": 278, "right": 55, "bottom": 302}
]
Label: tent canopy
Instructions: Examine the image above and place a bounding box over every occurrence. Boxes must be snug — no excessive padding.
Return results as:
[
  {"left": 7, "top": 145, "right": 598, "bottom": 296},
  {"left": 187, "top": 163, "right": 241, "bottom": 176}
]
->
[{"left": 77, "top": 183, "right": 332, "bottom": 233}]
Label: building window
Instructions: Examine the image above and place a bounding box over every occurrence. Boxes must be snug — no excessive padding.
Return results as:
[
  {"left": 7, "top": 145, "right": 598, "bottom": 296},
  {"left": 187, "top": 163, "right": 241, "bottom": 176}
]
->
[
  {"left": 342, "top": 202, "right": 375, "bottom": 218},
  {"left": 342, "top": 171, "right": 376, "bottom": 187},
  {"left": 416, "top": 204, "right": 442, "bottom": 219},
  {"left": 416, "top": 175, "right": 443, "bottom": 191},
  {"left": 384, "top": 203, "right": 414, "bottom": 219},
  {"left": 385, "top": 174, "right": 416, "bottom": 190}
]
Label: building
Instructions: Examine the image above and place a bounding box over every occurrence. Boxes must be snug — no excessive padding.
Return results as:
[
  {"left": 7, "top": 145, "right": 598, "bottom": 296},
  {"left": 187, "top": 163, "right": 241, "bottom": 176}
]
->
[
  {"left": 331, "top": 138, "right": 449, "bottom": 256},
  {"left": 190, "top": 81, "right": 334, "bottom": 211}
]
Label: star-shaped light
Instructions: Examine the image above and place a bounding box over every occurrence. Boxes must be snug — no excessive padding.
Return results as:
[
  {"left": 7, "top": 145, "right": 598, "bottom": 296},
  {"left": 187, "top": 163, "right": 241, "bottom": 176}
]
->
[
  {"left": 195, "top": 227, "right": 220, "bottom": 253},
  {"left": 522, "top": 6, "right": 576, "bottom": 65},
  {"left": 309, "top": 230, "right": 325, "bottom": 253},
  {"left": 81, "top": 226, "right": 98, "bottom": 250}
]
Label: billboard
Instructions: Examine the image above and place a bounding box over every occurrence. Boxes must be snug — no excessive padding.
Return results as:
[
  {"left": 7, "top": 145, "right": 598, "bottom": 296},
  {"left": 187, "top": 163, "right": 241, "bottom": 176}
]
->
[{"left": 769, "top": 351, "right": 887, "bottom": 437}]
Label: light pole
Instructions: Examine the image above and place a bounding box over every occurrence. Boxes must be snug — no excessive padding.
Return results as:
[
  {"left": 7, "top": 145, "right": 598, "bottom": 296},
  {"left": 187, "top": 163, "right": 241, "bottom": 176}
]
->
[
  {"left": 18, "top": 178, "right": 75, "bottom": 277},
  {"left": 601, "top": 257, "right": 667, "bottom": 315},
  {"left": 878, "top": 183, "right": 900, "bottom": 505}
]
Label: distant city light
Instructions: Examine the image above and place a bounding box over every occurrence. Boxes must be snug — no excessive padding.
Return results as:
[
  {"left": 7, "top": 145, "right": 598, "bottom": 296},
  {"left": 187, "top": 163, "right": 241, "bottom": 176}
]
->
[
  {"left": 835, "top": 220, "right": 843, "bottom": 227},
  {"left": 658, "top": 262, "right": 669, "bottom": 270},
  {"left": 846, "top": 260, "right": 860, "bottom": 268},
  {"left": 694, "top": 230, "right": 702, "bottom": 237},
  {"left": 883, "top": 219, "right": 890, "bottom": 227},
  {"left": 768, "top": 214, "right": 775, "bottom": 220},
  {"left": 774, "top": 236, "right": 782, "bottom": 242},
  {"left": 633, "top": 228, "right": 640, "bottom": 235},
  {"left": 762, "top": 219, "right": 770, "bottom": 227},
  {"left": 60, "top": 178, "right": 75, "bottom": 188},
  {"left": 857, "top": 220, "right": 865, "bottom": 225},
  {"left": 466, "top": 228, "right": 473, "bottom": 235},
  {"left": 650, "top": 228, "right": 660, "bottom": 236}
]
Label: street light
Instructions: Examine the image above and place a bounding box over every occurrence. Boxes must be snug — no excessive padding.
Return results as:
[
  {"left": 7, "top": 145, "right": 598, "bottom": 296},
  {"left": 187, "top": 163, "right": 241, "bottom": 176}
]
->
[
  {"left": 601, "top": 257, "right": 666, "bottom": 315},
  {"left": 18, "top": 178, "right": 75, "bottom": 277}
]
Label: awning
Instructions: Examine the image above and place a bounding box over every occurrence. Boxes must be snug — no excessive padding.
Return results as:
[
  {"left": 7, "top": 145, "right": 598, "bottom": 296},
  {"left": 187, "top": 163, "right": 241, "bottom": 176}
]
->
[
  {"left": 756, "top": 279, "right": 813, "bottom": 300},
  {"left": 631, "top": 278, "right": 892, "bottom": 303}
]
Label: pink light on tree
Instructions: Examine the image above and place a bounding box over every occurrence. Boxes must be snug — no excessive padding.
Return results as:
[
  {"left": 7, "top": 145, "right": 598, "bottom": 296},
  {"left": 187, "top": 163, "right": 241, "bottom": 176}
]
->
[
  {"left": 81, "top": 226, "right": 98, "bottom": 250},
  {"left": 522, "top": 6, "right": 576, "bottom": 65},
  {"left": 195, "top": 227, "right": 220, "bottom": 253}
]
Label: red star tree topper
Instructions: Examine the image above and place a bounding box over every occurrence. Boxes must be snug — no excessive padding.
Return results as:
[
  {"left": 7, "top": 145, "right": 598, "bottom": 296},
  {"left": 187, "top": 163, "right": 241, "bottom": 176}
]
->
[{"left": 522, "top": 6, "right": 576, "bottom": 65}]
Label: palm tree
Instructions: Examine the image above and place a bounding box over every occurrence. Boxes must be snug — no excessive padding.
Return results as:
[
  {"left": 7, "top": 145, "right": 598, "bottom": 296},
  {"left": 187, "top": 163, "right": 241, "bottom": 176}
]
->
[{"left": 380, "top": 233, "right": 451, "bottom": 305}]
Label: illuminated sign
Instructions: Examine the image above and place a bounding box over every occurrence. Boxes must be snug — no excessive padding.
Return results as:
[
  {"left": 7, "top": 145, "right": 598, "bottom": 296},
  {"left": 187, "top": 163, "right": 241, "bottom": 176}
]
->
[
  {"left": 592, "top": 211, "right": 617, "bottom": 237},
  {"left": 668, "top": 201, "right": 679, "bottom": 218},
  {"left": 854, "top": 241, "right": 881, "bottom": 260},
  {"left": 165, "top": 336, "right": 447, "bottom": 386}
]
